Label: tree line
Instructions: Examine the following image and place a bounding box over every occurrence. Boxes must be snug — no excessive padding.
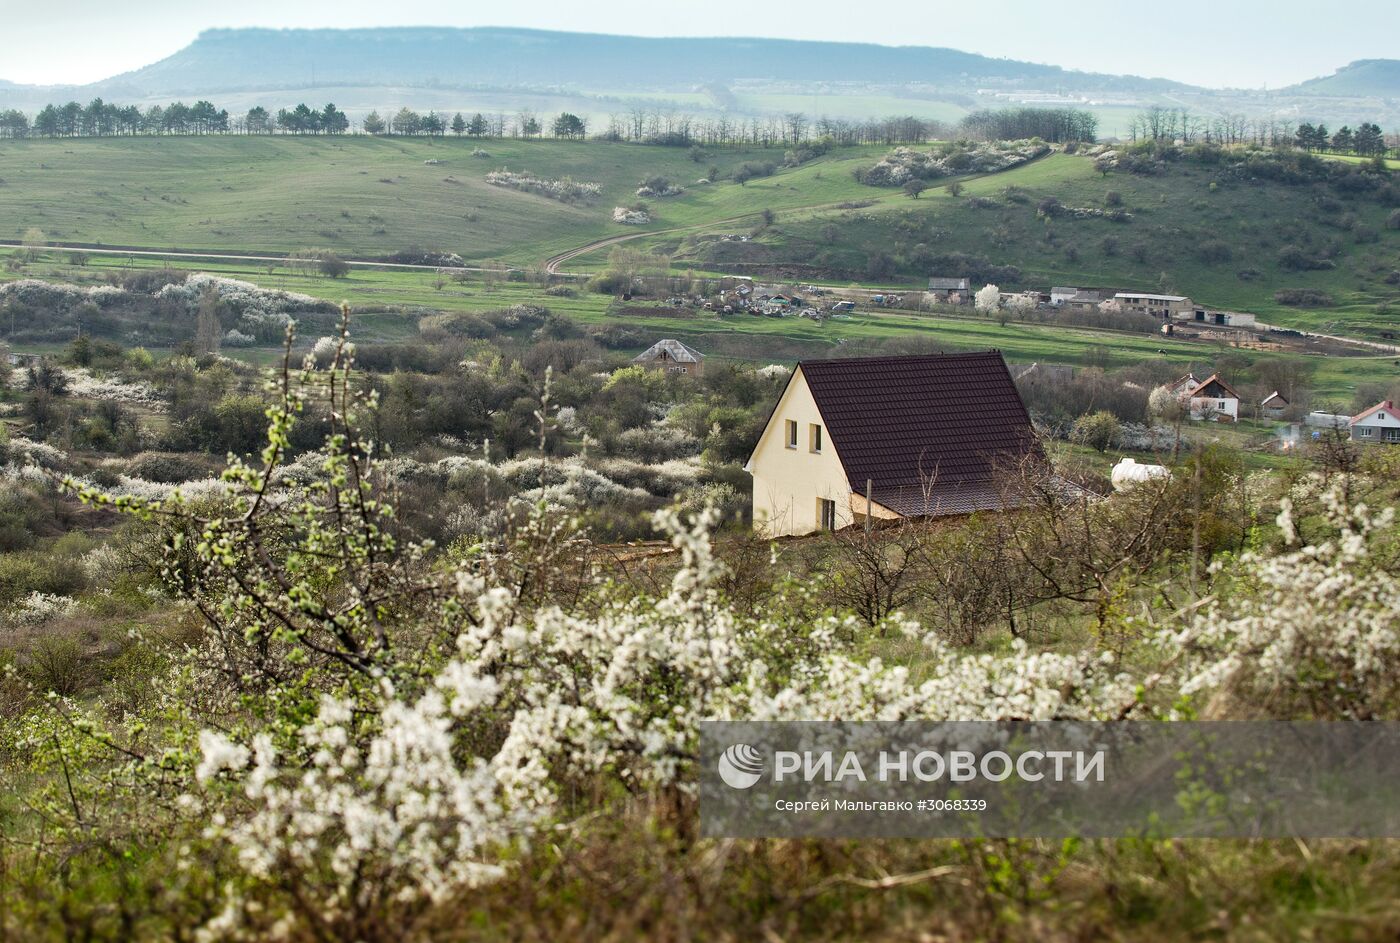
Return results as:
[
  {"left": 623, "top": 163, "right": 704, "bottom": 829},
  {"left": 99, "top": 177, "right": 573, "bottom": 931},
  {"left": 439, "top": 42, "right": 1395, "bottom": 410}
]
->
[
  {"left": 0, "top": 96, "right": 1100, "bottom": 149},
  {"left": 1127, "top": 105, "right": 1395, "bottom": 155}
]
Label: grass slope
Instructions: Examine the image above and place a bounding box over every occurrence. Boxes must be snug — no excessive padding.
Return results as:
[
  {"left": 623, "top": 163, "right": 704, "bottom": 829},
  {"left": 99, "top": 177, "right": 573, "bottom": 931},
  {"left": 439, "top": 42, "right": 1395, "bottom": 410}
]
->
[{"left": 0, "top": 137, "right": 893, "bottom": 265}]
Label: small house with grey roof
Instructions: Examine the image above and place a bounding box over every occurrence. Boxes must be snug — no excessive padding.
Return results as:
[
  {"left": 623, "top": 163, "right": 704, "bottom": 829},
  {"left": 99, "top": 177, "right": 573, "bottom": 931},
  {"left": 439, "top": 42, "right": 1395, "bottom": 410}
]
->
[{"left": 632, "top": 339, "right": 704, "bottom": 377}]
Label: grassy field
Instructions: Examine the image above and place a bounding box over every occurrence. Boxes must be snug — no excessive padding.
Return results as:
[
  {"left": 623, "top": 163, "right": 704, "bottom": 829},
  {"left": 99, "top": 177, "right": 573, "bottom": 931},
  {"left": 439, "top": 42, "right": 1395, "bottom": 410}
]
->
[
  {"left": 0, "top": 136, "right": 903, "bottom": 265},
  {"left": 4, "top": 247, "right": 1391, "bottom": 401}
]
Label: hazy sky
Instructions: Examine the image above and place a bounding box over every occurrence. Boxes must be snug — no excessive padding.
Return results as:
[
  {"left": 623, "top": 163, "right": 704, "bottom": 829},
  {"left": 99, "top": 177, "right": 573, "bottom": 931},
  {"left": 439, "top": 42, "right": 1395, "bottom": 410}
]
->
[{"left": 0, "top": 0, "right": 1395, "bottom": 89}]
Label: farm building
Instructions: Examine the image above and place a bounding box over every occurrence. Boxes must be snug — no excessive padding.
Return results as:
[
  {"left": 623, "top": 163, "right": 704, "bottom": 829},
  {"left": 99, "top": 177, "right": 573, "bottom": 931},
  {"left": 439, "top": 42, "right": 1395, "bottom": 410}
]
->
[
  {"left": 1261, "top": 391, "right": 1289, "bottom": 419},
  {"left": 1184, "top": 309, "right": 1257, "bottom": 328},
  {"left": 1062, "top": 290, "right": 1106, "bottom": 312},
  {"left": 745, "top": 351, "right": 1041, "bottom": 537},
  {"left": 632, "top": 339, "right": 704, "bottom": 377},
  {"left": 927, "top": 277, "right": 971, "bottom": 304},
  {"left": 1050, "top": 287, "right": 1083, "bottom": 305},
  {"left": 1350, "top": 400, "right": 1400, "bottom": 444},
  {"left": 1115, "top": 292, "right": 1195, "bottom": 319}
]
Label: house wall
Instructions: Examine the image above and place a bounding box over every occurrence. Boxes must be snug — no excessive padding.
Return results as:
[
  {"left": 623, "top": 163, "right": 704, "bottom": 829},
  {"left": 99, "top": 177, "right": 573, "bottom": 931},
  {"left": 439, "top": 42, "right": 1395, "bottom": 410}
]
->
[
  {"left": 1189, "top": 394, "right": 1238, "bottom": 421},
  {"left": 637, "top": 353, "right": 702, "bottom": 377},
  {"left": 749, "top": 367, "right": 855, "bottom": 537},
  {"left": 1351, "top": 408, "right": 1400, "bottom": 443}
]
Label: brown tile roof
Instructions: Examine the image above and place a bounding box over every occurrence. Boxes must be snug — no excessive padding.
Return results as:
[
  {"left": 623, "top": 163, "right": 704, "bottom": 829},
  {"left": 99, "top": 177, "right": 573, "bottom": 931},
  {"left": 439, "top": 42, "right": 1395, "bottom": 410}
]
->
[
  {"left": 1190, "top": 374, "right": 1239, "bottom": 400},
  {"left": 797, "top": 351, "right": 1041, "bottom": 516}
]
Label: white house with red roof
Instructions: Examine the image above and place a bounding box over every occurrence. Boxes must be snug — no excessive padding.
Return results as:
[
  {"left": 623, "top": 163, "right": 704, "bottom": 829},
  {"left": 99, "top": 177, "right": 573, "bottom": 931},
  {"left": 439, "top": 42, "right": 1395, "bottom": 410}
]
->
[{"left": 1349, "top": 400, "right": 1400, "bottom": 444}]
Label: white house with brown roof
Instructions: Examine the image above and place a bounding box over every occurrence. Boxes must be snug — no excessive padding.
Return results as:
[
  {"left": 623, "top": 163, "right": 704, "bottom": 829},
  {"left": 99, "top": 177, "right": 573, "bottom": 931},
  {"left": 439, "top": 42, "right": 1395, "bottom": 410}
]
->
[
  {"left": 632, "top": 339, "right": 704, "bottom": 377},
  {"left": 744, "top": 351, "right": 1041, "bottom": 537},
  {"left": 1170, "top": 373, "right": 1240, "bottom": 421},
  {"left": 1187, "top": 374, "right": 1240, "bottom": 421},
  {"left": 1350, "top": 400, "right": 1400, "bottom": 443}
]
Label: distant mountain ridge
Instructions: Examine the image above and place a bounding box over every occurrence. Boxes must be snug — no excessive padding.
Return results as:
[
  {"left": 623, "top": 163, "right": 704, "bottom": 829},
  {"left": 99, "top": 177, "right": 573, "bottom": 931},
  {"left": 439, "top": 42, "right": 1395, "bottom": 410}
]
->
[{"left": 18, "top": 27, "right": 1194, "bottom": 97}]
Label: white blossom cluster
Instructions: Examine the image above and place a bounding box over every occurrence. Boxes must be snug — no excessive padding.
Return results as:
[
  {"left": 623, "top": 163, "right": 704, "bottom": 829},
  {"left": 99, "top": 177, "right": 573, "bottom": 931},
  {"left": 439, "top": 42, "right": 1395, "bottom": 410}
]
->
[
  {"left": 1160, "top": 479, "right": 1400, "bottom": 718},
  {"left": 190, "top": 504, "right": 1144, "bottom": 936},
  {"left": 222, "top": 328, "right": 256, "bottom": 347},
  {"left": 156, "top": 273, "right": 335, "bottom": 339},
  {"left": 0, "top": 279, "right": 127, "bottom": 312},
  {"left": 612, "top": 206, "right": 651, "bottom": 225},
  {"left": 63, "top": 367, "right": 167, "bottom": 412},
  {"left": 860, "top": 141, "right": 1050, "bottom": 187},
  {"left": 6, "top": 591, "right": 79, "bottom": 627},
  {"left": 194, "top": 684, "right": 520, "bottom": 930},
  {"left": 635, "top": 183, "right": 685, "bottom": 198},
  {"left": 1116, "top": 422, "right": 1177, "bottom": 451},
  {"left": 484, "top": 169, "right": 601, "bottom": 203}
]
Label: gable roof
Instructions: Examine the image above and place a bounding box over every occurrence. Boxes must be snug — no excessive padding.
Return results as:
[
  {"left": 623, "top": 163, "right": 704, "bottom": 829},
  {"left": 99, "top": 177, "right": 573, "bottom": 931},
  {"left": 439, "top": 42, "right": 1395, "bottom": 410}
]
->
[
  {"left": 1262, "top": 391, "right": 1289, "bottom": 406},
  {"left": 792, "top": 351, "right": 1041, "bottom": 516},
  {"left": 1351, "top": 400, "right": 1396, "bottom": 425},
  {"left": 633, "top": 339, "right": 703, "bottom": 364},
  {"left": 1190, "top": 374, "right": 1239, "bottom": 400},
  {"left": 928, "top": 277, "right": 970, "bottom": 291}
]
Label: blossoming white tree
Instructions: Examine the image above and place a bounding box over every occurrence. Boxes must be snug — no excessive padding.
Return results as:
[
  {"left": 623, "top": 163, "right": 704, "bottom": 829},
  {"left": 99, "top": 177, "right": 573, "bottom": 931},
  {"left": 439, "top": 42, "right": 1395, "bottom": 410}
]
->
[{"left": 975, "top": 284, "right": 1001, "bottom": 313}]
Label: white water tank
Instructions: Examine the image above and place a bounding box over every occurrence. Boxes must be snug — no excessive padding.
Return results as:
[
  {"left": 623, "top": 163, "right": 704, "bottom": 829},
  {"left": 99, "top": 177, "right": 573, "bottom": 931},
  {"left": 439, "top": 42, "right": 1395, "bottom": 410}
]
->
[{"left": 1111, "top": 457, "right": 1170, "bottom": 491}]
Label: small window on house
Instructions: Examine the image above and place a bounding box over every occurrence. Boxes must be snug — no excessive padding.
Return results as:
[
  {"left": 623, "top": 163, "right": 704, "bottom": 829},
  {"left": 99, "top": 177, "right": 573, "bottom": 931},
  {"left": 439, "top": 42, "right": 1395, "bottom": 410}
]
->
[
  {"left": 785, "top": 419, "right": 798, "bottom": 449},
  {"left": 1219, "top": 400, "right": 1227, "bottom": 409},
  {"left": 1360, "top": 427, "right": 1373, "bottom": 437},
  {"left": 818, "top": 498, "right": 837, "bottom": 531},
  {"left": 809, "top": 423, "right": 822, "bottom": 453}
]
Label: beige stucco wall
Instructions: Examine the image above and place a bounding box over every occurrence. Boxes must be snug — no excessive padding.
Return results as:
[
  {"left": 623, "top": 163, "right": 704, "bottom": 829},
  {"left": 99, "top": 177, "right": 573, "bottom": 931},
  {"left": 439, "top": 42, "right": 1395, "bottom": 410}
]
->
[{"left": 748, "top": 367, "right": 855, "bottom": 537}]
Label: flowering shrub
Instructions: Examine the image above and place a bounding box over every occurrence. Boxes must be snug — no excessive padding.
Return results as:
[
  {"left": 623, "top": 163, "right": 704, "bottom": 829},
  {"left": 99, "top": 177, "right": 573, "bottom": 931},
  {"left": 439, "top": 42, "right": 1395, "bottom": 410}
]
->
[
  {"left": 1161, "top": 480, "right": 1400, "bottom": 719},
  {"left": 484, "top": 169, "right": 601, "bottom": 204},
  {"left": 0, "top": 279, "right": 91, "bottom": 312},
  {"left": 156, "top": 273, "right": 336, "bottom": 342},
  {"left": 613, "top": 424, "right": 701, "bottom": 463},
  {"left": 612, "top": 206, "right": 651, "bottom": 225},
  {"left": 7, "top": 591, "right": 79, "bottom": 627},
  {"left": 858, "top": 141, "right": 1050, "bottom": 187},
  {"left": 64, "top": 367, "right": 166, "bottom": 411}
]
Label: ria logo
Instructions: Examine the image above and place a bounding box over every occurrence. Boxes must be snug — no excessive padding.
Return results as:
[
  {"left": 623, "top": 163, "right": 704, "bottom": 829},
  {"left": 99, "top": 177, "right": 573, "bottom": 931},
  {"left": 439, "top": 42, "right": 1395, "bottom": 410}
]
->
[{"left": 717, "top": 743, "right": 766, "bottom": 789}]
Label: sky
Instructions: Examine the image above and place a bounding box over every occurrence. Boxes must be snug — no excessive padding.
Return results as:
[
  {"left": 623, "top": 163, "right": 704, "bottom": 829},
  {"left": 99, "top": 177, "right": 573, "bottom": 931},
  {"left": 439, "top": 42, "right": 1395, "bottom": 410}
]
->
[{"left": 0, "top": 0, "right": 1395, "bottom": 89}]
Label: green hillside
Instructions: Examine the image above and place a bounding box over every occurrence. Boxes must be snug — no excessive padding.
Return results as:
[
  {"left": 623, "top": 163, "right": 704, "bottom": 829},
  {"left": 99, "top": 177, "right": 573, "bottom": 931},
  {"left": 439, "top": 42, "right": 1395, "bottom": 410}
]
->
[
  {"left": 642, "top": 151, "right": 1400, "bottom": 336},
  {"left": 0, "top": 137, "right": 895, "bottom": 265},
  {"left": 2, "top": 137, "right": 1397, "bottom": 338}
]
